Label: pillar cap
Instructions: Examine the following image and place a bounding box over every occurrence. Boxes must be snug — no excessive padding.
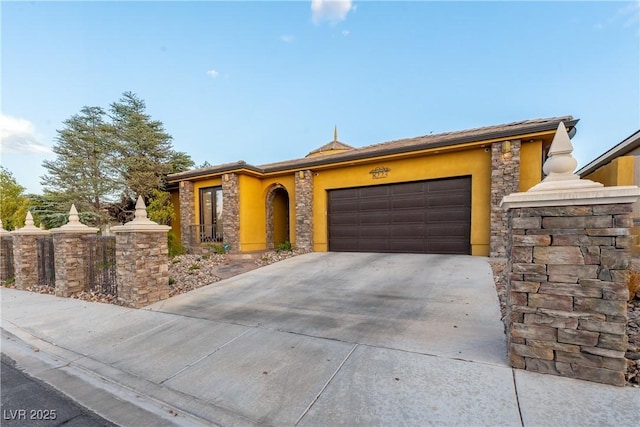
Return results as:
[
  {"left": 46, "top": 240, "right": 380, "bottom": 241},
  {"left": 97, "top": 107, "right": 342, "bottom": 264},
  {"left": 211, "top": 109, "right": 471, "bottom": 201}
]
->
[
  {"left": 50, "top": 205, "right": 99, "bottom": 234},
  {"left": 501, "top": 185, "right": 640, "bottom": 209},
  {"left": 11, "top": 212, "right": 49, "bottom": 235},
  {"left": 0, "top": 220, "right": 10, "bottom": 236},
  {"left": 111, "top": 196, "right": 171, "bottom": 233}
]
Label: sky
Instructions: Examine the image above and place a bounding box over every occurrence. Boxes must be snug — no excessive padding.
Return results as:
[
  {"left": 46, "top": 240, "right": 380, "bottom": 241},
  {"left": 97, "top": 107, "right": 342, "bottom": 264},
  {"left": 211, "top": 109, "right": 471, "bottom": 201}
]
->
[{"left": 1, "top": 0, "right": 639, "bottom": 194}]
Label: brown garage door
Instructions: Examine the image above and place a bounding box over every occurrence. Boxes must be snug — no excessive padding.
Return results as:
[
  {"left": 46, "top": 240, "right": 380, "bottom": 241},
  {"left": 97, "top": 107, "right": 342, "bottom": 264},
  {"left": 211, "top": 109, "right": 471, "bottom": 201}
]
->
[{"left": 328, "top": 176, "right": 471, "bottom": 254}]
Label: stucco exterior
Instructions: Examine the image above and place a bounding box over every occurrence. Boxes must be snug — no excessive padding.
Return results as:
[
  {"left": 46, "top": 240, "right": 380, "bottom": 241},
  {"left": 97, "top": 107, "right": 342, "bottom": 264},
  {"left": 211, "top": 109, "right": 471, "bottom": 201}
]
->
[{"left": 168, "top": 117, "right": 577, "bottom": 256}]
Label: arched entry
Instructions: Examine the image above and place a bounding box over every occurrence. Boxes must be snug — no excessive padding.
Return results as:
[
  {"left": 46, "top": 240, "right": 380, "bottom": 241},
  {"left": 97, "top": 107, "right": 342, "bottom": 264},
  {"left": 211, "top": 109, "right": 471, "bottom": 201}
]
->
[{"left": 265, "top": 185, "right": 290, "bottom": 249}]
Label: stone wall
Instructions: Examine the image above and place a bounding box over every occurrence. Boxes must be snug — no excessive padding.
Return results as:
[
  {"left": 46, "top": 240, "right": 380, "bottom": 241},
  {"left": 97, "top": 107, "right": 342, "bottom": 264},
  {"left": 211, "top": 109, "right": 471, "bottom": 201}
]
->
[
  {"left": 222, "top": 173, "right": 240, "bottom": 252},
  {"left": 11, "top": 234, "right": 47, "bottom": 290},
  {"left": 52, "top": 234, "right": 90, "bottom": 297},
  {"left": 506, "top": 203, "right": 631, "bottom": 386},
  {"left": 295, "top": 170, "right": 313, "bottom": 252},
  {"left": 491, "top": 140, "right": 521, "bottom": 258},
  {"left": 115, "top": 231, "right": 170, "bottom": 308},
  {"left": 179, "top": 180, "right": 195, "bottom": 250}
]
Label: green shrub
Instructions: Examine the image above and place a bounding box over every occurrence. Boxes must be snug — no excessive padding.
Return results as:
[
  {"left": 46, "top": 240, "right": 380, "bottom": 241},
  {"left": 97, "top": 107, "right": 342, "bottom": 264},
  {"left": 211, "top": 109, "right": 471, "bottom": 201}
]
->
[
  {"left": 168, "top": 231, "right": 187, "bottom": 258},
  {"left": 276, "top": 241, "right": 293, "bottom": 252},
  {"left": 188, "top": 263, "right": 200, "bottom": 271}
]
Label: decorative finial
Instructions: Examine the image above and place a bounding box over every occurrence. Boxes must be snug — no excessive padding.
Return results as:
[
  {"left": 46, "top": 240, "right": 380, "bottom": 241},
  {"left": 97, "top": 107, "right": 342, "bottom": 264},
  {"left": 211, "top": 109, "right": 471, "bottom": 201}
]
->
[
  {"left": 334, "top": 125, "right": 338, "bottom": 142},
  {"left": 67, "top": 204, "right": 81, "bottom": 226},
  {"left": 528, "top": 122, "right": 602, "bottom": 192},
  {"left": 134, "top": 196, "right": 148, "bottom": 221},
  {"left": 0, "top": 220, "right": 6, "bottom": 233},
  {"left": 25, "top": 212, "right": 35, "bottom": 228}
]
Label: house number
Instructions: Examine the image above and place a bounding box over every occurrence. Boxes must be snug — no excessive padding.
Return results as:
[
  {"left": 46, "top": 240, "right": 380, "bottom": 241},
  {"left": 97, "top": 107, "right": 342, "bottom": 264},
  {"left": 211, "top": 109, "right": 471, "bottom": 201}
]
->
[{"left": 369, "top": 167, "right": 390, "bottom": 179}]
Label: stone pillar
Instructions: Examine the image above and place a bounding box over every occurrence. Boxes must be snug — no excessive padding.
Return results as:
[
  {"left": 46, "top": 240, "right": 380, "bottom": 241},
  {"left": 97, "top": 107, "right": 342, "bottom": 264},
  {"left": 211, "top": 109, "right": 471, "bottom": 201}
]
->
[
  {"left": 178, "top": 180, "right": 195, "bottom": 250},
  {"left": 222, "top": 173, "right": 240, "bottom": 252},
  {"left": 10, "top": 212, "right": 49, "bottom": 290},
  {"left": 491, "top": 139, "right": 521, "bottom": 257},
  {"left": 50, "top": 205, "right": 98, "bottom": 297},
  {"left": 0, "top": 221, "right": 13, "bottom": 282},
  {"left": 295, "top": 170, "right": 314, "bottom": 252},
  {"left": 502, "top": 122, "right": 640, "bottom": 386},
  {"left": 112, "top": 197, "right": 171, "bottom": 308}
]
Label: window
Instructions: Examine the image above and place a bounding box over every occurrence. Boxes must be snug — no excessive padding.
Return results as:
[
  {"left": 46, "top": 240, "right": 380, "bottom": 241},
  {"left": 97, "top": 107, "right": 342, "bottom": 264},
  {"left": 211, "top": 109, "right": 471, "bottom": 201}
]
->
[{"left": 199, "top": 187, "right": 223, "bottom": 242}]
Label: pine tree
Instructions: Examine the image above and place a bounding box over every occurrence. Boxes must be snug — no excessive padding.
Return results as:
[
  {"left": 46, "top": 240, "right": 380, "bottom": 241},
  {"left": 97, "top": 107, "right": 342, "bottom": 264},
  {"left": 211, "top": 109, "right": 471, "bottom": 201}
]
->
[
  {"left": 110, "top": 92, "right": 191, "bottom": 199},
  {"left": 41, "top": 106, "right": 120, "bottom": 224}
]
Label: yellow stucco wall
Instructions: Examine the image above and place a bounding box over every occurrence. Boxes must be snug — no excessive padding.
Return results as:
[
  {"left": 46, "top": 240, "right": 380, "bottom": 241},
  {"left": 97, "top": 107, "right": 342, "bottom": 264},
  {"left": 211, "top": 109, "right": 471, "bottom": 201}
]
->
[
  {"left": 310, "top": 147, "right": 493, "bottom": 256},
  {"left": 584, "top": 156, "right": 635, "bottom": 187},
  {"left": 237, "top": 175, "right": 297, "bottom": 252},
  {"left": 520, "top": 141, "right": 542, "bottom": 192}
]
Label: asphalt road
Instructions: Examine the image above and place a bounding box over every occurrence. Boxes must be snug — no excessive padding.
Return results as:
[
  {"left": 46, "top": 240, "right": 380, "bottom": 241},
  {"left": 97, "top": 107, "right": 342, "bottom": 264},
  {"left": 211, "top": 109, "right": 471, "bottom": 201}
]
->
[{"left": 1, "top": 354, "right": 115, "bottom": 427}]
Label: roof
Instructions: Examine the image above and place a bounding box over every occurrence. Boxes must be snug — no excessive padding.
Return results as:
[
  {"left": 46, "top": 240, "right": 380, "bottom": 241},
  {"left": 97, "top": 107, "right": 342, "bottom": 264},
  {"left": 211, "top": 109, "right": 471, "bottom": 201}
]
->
[
  {"left": 576, "top": 130, "right": 640, "bottom": 177},
  {"left": 168, "top": 116, "right": 577, "bottom": 182},
  {"left": 307, "top": 140, "right": 354, "bottom": 156}
]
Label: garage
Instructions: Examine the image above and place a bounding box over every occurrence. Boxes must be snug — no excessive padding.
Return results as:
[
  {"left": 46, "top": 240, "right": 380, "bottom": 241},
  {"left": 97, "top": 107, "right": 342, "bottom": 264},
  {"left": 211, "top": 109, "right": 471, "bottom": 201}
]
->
[{"left": 328, "top": 176, "right": 471, "bottom": 254}]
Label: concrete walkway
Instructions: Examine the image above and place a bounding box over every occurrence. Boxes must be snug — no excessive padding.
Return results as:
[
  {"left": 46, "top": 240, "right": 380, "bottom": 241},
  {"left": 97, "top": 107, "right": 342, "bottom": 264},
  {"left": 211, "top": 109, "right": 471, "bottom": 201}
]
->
[{"left": 1, "top": 253, "right": 638, "bottom": 426}]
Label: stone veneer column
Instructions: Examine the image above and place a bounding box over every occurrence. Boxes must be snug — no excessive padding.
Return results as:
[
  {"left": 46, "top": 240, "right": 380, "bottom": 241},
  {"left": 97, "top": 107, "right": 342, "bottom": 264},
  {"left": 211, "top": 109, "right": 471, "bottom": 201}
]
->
[
  {"left": 222, "top": 173, "right": 240, "bottom": 252},
  {"left": 50, "top": 205, "right": 98, "bottom": 297},
  {"left": 112, "top": 197, "right": 171, "bottom": 308},
  {"left": 502, "top": 122, "right": 640, "bottom": 386},
  {"left": 10, "top": 212, "right": 49, "bottom": 290},
  {"left": 295, "top": 170, "right": 314, "bottom": 252},
  {"left": 0, "top": 221, "right": 12, "bottom": 282},
  {"left": 491, "top": 140, "right": 521, "bottom": 257},
  {"left": 178, "top": 180, "right": 195, "bottom": 250}
]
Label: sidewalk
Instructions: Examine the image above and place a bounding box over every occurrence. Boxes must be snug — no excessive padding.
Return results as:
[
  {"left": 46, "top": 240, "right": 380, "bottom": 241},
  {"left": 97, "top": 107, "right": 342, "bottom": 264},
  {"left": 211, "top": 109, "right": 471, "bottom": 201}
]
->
[{"left": 1, "top": 286, "right": 638, "bottom": 426}]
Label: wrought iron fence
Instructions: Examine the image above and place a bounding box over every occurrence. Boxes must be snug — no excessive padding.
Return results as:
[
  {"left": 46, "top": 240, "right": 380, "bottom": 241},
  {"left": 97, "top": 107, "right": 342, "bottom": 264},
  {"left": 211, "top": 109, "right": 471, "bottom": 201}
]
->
[
  {"left": 189, "top": 223, "right": 223, "bottom": 244},
  {"left": 1, "top": 237, "right": 14, "bottom": 282},
  {"left": 86, "top": 235, "right": 117, "bottom": 296},
  {"left": 36, "top": 236, "right": 55, "bottom": 288}
]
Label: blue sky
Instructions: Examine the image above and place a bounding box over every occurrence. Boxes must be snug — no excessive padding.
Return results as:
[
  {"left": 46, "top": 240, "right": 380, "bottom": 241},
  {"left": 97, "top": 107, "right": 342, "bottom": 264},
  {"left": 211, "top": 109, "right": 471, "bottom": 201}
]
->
[{"left": 1, "top": 1, "right": 639, "bottom": 194}]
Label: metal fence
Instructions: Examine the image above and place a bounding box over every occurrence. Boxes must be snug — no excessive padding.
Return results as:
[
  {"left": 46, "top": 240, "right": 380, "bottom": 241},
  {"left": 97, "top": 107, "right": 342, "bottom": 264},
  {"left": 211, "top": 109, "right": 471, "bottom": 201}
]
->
[
  {"left": 36, "top": 236, "right": 55, "bottom": 288},
  {"left": 189, "top": 223, "right": 223, "bottom": 245},
  {"left": 86, "top": 235, "right": 117, "bottom": 296},
  {"left": 1, "top": 237, "right": 14, "bottom": 282}
]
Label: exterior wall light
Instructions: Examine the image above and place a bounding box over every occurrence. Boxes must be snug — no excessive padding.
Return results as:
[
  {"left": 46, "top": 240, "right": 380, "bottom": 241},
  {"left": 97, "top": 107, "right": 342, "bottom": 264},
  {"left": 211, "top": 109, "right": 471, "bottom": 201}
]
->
[{"left": 501, "top": 140, "right": 511, "bottom": 153}]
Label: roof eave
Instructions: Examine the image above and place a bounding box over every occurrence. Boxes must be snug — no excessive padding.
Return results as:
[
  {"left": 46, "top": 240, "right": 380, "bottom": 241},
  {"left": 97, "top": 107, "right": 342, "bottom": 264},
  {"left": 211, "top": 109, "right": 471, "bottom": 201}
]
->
[{"left": 577, "top": 130, "right": 640, "bottom": 177}]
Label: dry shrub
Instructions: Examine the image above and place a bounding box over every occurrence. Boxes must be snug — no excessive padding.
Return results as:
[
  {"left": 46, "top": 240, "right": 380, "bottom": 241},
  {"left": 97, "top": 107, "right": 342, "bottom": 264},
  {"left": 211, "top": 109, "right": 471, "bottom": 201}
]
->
[{"left": 628, "top": 269, "right": 640, "bottom": 300}]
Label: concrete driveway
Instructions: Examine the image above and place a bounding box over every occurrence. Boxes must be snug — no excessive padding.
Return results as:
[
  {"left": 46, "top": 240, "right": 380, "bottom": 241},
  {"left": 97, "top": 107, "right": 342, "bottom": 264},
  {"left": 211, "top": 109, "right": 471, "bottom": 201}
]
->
[
  {"left": 3, "top": 252, "right": 637, "bottom": 426},
  {"left": 150, "top": 252, "right": 506, "bottom": 366}
]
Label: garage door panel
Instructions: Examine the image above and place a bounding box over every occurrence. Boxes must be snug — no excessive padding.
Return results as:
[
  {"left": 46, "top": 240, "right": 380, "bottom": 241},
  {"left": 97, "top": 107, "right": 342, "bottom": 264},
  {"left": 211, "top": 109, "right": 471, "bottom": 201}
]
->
[
  {"left": 328, "top": 177, "right": 470, "bottom": 254},
  {"left": 391, "top": 224, "right": 426, "bottom": 237},
  {"left": 392, "top": 210, "right": 426, "bottom": 223},
  {"left": 360, "top": 186, "right": 390, "bottom": 198},
  {"left": 428, "top": 193, "right": 469, "bottom": 207},
  {"left": 427, "top": 177, "right": 469, "bottom": 192},
  {"left": 392, "top": 197, "right": 425, "bottom": 209},
  {"left": 392, "top": 181, "right": 425, "bottom": 195},
  {"left": 427, "top": 223, "right": 468, "bottom": 237},
  {"left": 359, "top": 225, "right": 391, "bottom": 238},
  {"left": 428, "top": 208, "right": 470, "bottom": 222},
  {"left": 359, "top": 199, "right": 390, "bottom": 211}
]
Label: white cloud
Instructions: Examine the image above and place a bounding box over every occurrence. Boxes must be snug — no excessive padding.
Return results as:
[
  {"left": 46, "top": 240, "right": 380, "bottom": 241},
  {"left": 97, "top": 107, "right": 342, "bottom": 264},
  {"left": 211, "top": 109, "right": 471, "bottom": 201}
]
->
[
  {"left": 281, "top": 34, "right": 294, "bottom": 43},
  {"left": 0, "top": 114, "right": 50, "bottom": 155},
  {"left": 342, "top": 29, "right": 350, "bottom": 36},
  {"left": 311, "top": 0, "right": 353, "bottom": 25},
  {"left": 206, "top": 69, "right": 219, "bottom": 78}
]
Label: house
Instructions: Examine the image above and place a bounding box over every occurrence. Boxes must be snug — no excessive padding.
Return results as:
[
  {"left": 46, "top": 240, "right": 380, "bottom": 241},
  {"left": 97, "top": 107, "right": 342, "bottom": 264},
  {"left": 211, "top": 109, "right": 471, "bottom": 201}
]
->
[
  {"left": 167, "top": 116, "right": 578, "bottom": 257},
  {"left": 577, "top": 129, "right": 640, "bottom": 251}
]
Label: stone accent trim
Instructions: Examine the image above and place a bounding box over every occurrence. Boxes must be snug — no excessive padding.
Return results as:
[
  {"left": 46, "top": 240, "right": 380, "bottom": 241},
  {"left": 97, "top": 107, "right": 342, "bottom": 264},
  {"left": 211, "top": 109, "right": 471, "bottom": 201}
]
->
[
  {"left": 178, "top": 180, "right": 195, "bottom": 250},
  {"left": 265, "top": 184, "right": 287, "bottom": 250},
  {"left": 505, "top": 203, "right": 631, "bottom": 386},
  {"left": 491, "top": 140, "right": 521, "bottom": 257},
  {"left": 295, "top": 170, "right": 313, "bottom": 252},
  {"left": 222, "top": 173, "right": 240, "bottom": 252},
  {"left": 115, "top": 231, "right": 170, "bottom": 308}
]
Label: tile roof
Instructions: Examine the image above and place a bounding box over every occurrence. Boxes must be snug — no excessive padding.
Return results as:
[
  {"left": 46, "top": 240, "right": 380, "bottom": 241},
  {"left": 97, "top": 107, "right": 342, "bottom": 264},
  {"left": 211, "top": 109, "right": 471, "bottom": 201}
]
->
[{"left": 168, "top": 115, "right": 576, "bottom": 181}]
